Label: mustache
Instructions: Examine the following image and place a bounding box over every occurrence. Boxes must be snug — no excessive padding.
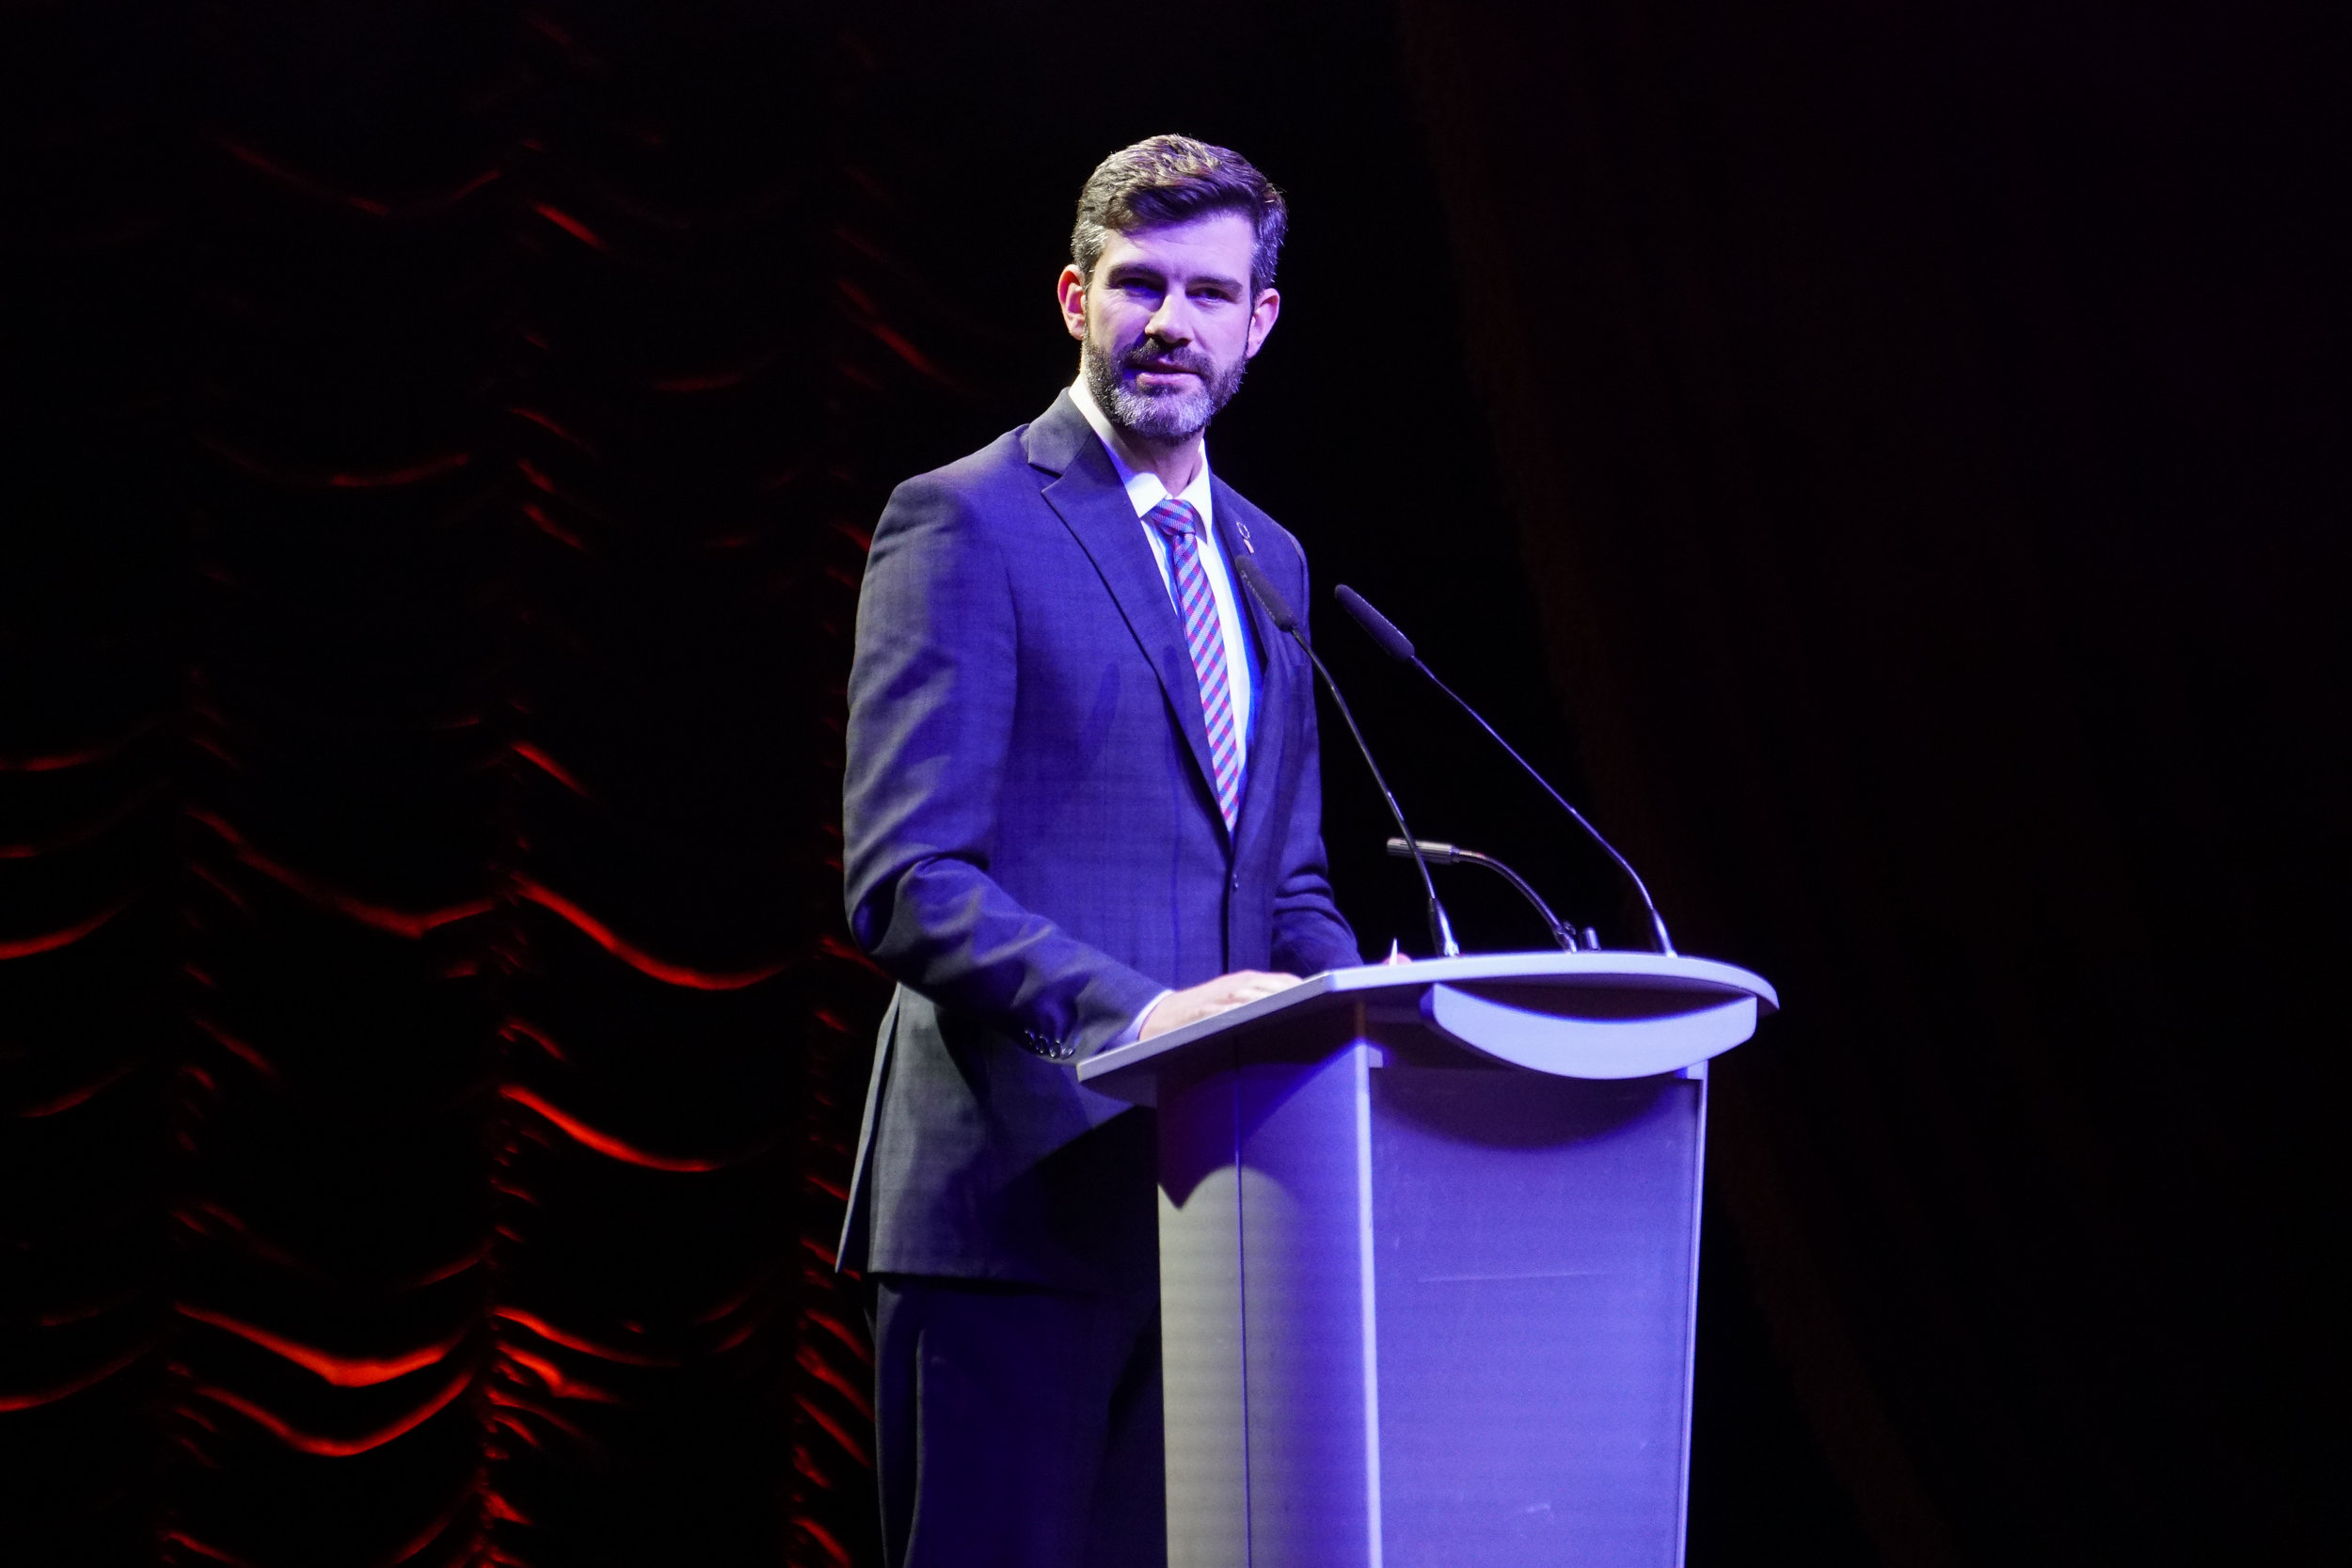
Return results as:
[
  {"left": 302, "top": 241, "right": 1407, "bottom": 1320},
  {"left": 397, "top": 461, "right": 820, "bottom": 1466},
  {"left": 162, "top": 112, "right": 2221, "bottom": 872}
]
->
[{"left": 1118, "top": 341, "right": 1216, "bottom": 378}]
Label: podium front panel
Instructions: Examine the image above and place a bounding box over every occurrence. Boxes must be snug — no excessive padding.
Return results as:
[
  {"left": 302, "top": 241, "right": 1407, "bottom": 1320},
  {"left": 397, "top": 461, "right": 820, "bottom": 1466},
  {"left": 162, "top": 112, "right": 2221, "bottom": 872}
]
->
[
  {"left": 1159, "top": 1030, "right": 1708, "bottom": 1567},
  {"left": 1371, "top": 1064, "right": 1704, "bottom": 1567}
]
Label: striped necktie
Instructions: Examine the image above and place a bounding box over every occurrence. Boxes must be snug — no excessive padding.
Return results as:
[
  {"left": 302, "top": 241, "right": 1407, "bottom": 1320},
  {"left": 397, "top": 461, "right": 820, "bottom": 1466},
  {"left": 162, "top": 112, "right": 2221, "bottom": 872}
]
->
[{"left": 1145, "top": 498, "right": 1243, "bottom": 830}]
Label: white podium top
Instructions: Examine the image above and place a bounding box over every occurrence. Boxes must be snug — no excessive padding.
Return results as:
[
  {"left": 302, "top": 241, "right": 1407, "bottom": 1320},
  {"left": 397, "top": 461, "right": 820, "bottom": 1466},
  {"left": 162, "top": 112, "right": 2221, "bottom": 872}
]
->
[{"left": 1078, "top": 951, "right": 1779, "bottom": 1106}]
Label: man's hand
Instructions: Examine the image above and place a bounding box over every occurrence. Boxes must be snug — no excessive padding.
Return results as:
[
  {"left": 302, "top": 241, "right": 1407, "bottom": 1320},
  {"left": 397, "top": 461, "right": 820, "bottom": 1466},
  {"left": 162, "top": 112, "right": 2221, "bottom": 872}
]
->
[{"left": 1136, "top": 970, "right": 1301, "bottom": 1041}]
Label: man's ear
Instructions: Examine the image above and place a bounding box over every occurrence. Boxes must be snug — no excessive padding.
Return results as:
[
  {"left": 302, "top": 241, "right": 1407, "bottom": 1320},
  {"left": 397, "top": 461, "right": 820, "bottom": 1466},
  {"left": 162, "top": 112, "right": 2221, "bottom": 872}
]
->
[
  {"left": 1245, "top": 287, "right": 1282, "bottom": 359},
  {"left": 1057, "top": 264, "right": 1089, "bottom": 342}
]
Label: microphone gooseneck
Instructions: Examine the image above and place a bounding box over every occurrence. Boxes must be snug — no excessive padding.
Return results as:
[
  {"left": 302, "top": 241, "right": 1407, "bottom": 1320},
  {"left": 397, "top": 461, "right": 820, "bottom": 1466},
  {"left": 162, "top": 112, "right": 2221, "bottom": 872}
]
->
[
  {"left": 1386, "top": 838, "right": 1581, "bottom": 952},
  {"left": 1336, "top": 583, "right": 1676, "bottom": 955},
  {"left": 1232, "top": 555, "right": 1458, "bottom": 958}
]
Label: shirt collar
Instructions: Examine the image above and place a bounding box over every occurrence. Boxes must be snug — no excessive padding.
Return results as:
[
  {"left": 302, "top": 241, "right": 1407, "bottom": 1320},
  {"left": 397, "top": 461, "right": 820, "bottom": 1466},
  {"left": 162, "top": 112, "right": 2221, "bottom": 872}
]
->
[{"left": 1070, "top": 373, "right": 1215, "bottom": 526}]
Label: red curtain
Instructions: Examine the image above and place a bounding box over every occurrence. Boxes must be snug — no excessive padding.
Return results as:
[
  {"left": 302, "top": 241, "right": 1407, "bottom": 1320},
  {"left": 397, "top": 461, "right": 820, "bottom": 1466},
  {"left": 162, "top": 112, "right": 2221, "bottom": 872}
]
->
[{"left": 1, "top": 7, "right": 945, "bottom": 1562}]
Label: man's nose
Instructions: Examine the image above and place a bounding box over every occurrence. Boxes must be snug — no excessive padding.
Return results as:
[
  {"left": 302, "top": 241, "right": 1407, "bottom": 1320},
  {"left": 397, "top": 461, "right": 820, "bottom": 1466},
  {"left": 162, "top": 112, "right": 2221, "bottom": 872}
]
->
[{"left": 1143, "top": 295, "right": 1194, "bottom": 344}]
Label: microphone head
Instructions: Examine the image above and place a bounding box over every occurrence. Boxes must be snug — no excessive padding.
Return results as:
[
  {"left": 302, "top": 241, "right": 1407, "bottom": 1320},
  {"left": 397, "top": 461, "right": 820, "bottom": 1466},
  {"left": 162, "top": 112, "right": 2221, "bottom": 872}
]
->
[
  {"left": 1232, "top": 552, "right": 1299, "bottom": 633},
  {"left": 1334, "top": 584, "right": 1415, "bottom": 662}
]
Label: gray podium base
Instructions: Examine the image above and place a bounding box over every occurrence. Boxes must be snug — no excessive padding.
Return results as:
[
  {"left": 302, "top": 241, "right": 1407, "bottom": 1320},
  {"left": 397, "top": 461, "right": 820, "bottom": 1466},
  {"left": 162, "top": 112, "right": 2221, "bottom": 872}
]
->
[
  {"left": 1084, "top": 954, "right": 1775, "bottom": 1568},
  {"left": 1161, "top": 1041, "right": 1706, "bottom": 1568}
]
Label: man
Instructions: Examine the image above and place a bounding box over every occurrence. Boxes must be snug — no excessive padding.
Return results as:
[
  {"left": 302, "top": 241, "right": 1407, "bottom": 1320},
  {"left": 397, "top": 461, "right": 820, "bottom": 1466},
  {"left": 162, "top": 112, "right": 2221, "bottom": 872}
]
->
[{"left": 840, "top": 135, "right": 1361, "bottom": 1567}]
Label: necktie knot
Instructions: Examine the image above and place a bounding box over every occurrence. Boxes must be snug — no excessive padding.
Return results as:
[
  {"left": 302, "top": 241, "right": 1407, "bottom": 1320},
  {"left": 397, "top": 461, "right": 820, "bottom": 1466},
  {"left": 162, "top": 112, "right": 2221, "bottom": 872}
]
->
[{"left": 1146, "top": 498, "right": 1200, "bottom": 541}]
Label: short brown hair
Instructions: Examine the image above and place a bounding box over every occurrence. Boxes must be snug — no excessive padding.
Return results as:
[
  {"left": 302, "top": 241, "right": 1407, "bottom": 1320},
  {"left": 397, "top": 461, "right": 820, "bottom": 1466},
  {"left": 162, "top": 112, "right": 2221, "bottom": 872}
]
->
[{"left": 1071, "top": 135, "right": 1289, "bottom": 296}]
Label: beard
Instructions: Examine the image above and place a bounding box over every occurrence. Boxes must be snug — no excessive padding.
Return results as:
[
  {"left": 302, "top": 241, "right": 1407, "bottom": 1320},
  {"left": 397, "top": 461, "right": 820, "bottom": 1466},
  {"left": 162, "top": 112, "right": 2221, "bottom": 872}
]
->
[{"left": 1083, "top": 332, "right": 1251, "bottom": 442}]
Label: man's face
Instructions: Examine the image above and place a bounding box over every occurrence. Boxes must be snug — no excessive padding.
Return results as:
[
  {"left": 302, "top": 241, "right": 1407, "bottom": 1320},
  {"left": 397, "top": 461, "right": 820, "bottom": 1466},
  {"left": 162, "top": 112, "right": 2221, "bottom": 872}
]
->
[{"left": 1057, "top": 210, "right": 1281, "bottom": 443}]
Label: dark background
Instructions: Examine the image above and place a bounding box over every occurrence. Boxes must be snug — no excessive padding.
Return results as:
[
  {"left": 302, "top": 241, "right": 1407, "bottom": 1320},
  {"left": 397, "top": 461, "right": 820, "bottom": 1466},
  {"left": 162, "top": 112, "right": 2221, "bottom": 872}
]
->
[{"left": 3, "top": 2, "right": 2340, "bottom": 1564}]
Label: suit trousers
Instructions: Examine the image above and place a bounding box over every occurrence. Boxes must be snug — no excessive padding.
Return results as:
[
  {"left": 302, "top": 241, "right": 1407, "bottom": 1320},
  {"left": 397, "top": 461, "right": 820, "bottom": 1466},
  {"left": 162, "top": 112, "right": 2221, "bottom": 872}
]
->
[{"left": 870, "top": 1273, "right": 1167, "bottom": 1568}]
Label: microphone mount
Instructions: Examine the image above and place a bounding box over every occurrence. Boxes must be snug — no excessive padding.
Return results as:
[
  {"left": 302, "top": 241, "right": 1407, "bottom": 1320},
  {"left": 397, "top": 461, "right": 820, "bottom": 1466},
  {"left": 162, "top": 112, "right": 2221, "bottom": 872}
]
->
[{"left": 1386, "top": 838, "right": 1590, "bottom": 952}]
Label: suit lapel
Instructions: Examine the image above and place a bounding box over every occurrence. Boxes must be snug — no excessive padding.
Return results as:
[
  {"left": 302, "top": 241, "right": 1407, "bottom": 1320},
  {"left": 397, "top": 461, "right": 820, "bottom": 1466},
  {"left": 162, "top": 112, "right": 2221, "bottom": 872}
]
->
[
  {"left": 1216, "top": 484, "right": 1295, "bottom": 864},
  {"left": 1030, "top": 396, "right": 1226, "bottom": 828}
]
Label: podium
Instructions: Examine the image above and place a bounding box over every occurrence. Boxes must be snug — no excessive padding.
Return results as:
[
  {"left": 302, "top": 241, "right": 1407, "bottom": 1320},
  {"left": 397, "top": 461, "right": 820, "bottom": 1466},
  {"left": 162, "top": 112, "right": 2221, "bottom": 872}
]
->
[{"left": 1079, "top": 953, "right": 1778, "bottom": 1568}]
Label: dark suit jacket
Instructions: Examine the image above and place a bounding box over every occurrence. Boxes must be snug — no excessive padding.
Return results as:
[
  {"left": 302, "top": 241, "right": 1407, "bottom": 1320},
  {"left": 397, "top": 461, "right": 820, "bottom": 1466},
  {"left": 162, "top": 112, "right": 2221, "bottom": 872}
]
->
[{"left": 839, "top": 389, "right": 1360, "bottom": 1290}]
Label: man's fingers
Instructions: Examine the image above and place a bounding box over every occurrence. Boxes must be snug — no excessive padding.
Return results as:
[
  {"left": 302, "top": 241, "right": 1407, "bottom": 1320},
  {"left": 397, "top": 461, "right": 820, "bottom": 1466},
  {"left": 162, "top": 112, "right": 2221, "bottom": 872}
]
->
[
  {"left": 1215, "top": 972, "right": 1299, "bottom": 1004},
  {"left": 1136, "top": 971, "right": 1305, "bottom": 1040}
]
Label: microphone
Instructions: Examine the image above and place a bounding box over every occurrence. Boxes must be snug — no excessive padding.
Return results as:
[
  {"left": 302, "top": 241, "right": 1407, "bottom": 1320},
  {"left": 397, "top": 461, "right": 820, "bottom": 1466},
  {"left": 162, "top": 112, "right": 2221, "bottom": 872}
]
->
[
  {"left": 1385, "top": 837, "right": 1585, "bottom": 952},
  {"left": 1231, "top": 553, "right": 1459, "bottom": 958},
  {"left": 1336, "top": 583, "right": 1675, "bottom": 955}
]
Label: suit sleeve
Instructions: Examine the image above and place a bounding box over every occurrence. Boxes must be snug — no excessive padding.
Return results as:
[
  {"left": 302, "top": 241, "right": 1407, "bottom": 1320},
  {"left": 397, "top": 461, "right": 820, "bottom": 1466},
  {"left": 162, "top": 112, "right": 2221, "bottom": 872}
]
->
[
  {"left": 1268, "top": 538, "right": 1365, "bottom": 975},
  {"left": 843, "top": 474, "right": 1166, "bottom": 1060}
]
